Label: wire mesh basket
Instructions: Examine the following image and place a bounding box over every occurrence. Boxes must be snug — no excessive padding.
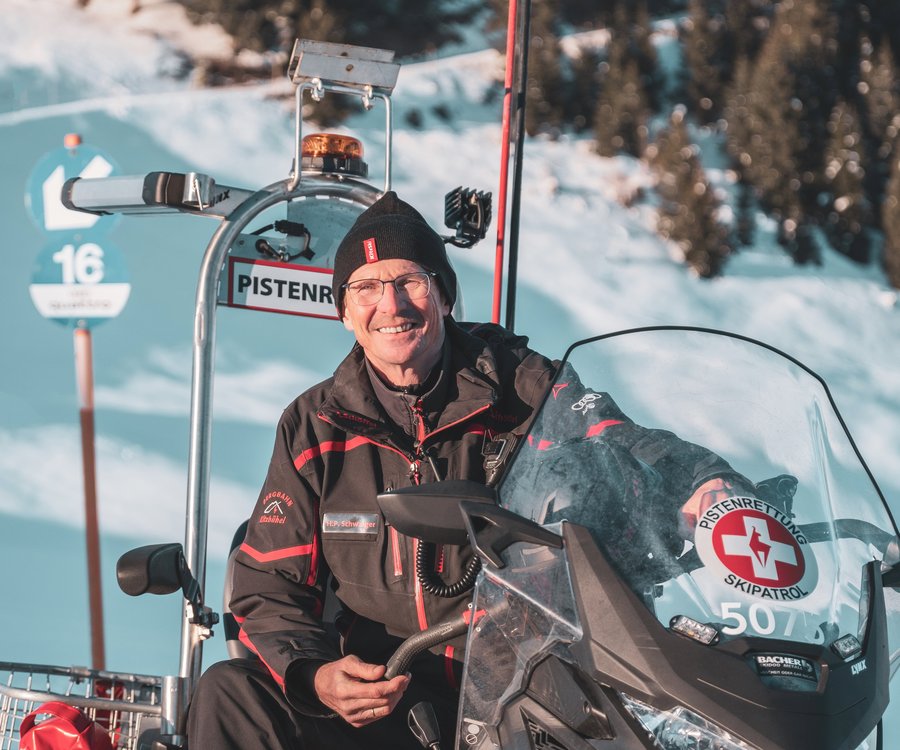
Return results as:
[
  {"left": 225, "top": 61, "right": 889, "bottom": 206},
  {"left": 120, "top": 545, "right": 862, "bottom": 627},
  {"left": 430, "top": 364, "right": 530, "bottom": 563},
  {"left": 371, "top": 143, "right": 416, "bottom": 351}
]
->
[{"left": 0, "top": 662, "right": 163, "bottom": 750}]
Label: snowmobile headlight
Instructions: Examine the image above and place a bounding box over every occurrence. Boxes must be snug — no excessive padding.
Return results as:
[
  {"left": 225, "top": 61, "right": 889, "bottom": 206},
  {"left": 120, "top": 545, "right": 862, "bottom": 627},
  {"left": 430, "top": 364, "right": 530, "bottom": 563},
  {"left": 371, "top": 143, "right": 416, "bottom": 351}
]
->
[
  {"left": 300, "top": 133, "right": 367, "bottom": 177},
  {"left": 617, "top": 692, "right": 755, "bottom": 750}
]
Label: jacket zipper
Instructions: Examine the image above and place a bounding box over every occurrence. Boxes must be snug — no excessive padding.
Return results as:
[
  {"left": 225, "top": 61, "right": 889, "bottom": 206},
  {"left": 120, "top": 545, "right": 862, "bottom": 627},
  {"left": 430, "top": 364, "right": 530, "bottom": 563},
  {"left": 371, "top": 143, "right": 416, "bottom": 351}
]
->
[{"left": 409, "top": 401, "right": 493, "bottom": 634}]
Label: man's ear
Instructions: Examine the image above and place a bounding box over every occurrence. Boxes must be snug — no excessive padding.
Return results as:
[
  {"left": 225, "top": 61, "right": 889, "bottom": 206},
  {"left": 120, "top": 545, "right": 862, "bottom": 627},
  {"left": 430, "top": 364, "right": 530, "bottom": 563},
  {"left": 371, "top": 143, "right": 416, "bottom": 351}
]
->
[
  {"left": 436, "top": 287, "right": 451, "bottom": 317},
  {"left": 341, "top": 312, "right": 354, "bottom": 332}
]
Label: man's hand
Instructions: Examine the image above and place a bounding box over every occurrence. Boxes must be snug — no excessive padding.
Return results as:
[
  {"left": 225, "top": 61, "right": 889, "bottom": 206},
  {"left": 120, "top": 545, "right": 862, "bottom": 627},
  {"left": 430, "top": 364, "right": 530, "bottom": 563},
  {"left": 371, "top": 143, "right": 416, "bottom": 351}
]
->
[
  {"left": 679, "top": 477, "right": 748, "bottom": 538},
  {"left": 313, "top": 655, "right": 410, "bottom": 727}
]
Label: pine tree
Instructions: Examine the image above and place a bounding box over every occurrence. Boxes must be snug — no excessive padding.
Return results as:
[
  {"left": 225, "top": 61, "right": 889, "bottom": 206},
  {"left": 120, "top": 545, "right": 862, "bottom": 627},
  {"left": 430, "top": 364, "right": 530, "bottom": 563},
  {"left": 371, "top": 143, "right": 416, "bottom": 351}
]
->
[
  {"left": 523, "top": 0, "right": 567, "bottom": 136},
  {"left": 724, "top": 0, "right": 772, "bottom": 63},
  {"left": 824, "top": 99, "right": 871, "bottom": 262},
  {"left": 682, "top": 0, "right": 774, "bottom": 124},
  {"left": 592, "top": 5, "right": 653, "bottom": 157},
  {"left": 566, "top": 48, "right": 601, "bottom": 133},
  {"left": 882, "top": 153, "right": 900, "bottom": 289},
  {"left": 740, "top": 37, "right": 801, "bottom": 225},
  {"left": 859, "top": 37, "right": 900, "bottom": 204},
  {"left": 629, "top": 2, "right": 664, "bottom": 112},
  {"left": 649, "top": 107, "right": 731, "bottom": 277},
  {"left": 681, "top": 0, "right": 730, "bottom": 123},
  {"left": 177, "top": 0, "right": 480, "bottom": 58},
  {"left": 594, "top": 54, "right": 650, "bottom": 157},
  {"left": 725, "top": 0, "right": 846, "bottom": 264}
]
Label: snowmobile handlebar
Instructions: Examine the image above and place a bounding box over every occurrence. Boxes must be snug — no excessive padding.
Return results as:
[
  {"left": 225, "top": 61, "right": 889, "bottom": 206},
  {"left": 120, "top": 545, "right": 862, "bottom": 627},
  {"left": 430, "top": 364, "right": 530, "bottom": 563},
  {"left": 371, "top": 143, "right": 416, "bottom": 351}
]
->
[{"left": 384, "top": 617, "right": 470, "bottom": 680}]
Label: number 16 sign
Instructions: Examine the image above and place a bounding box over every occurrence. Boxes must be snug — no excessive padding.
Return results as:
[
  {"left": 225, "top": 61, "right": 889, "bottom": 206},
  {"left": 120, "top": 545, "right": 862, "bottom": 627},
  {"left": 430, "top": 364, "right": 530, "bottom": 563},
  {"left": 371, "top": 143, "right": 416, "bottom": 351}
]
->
[
  {"left": 26, "top": 136, "right": 130, "bottom": 329},
  {"left": 29, "top": 239, "right": 131, "bottom": 328}
]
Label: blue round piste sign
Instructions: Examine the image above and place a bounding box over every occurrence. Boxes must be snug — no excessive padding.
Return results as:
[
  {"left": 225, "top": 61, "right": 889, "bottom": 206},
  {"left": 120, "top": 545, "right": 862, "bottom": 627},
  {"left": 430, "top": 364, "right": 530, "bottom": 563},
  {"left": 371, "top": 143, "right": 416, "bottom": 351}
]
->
[
  {"left": 29, "top": 238, "right": 131, "bottom": 329},
  {"left": 25, "top": 140, "right": 121, "bottom": 238}
]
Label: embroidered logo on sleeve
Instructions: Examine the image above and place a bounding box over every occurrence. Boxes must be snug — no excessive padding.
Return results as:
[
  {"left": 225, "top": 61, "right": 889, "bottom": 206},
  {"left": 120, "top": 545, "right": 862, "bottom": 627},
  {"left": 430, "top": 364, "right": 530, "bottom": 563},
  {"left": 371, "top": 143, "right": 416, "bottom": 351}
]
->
[{"left": 259, "top": 490, "right": 293, "bottom": 525}]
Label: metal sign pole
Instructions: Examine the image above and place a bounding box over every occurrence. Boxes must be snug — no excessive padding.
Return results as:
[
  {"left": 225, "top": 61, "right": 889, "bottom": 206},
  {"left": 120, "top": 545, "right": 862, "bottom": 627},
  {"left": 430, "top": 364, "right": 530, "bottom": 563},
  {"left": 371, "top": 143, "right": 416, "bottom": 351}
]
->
[
  {"left": 26, "top": 133, "right": 125, "bottom": 672},
  {"left": 74, "top": 325, "right": 105, "bottom": 670}
]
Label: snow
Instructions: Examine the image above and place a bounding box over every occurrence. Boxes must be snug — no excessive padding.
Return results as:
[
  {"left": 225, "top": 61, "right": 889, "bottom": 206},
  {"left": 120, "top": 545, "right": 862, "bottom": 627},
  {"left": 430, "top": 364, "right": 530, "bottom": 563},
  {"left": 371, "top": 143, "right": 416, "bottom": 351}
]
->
[{"left": 0, "top": 0, "right": 898, "bottom": 718}]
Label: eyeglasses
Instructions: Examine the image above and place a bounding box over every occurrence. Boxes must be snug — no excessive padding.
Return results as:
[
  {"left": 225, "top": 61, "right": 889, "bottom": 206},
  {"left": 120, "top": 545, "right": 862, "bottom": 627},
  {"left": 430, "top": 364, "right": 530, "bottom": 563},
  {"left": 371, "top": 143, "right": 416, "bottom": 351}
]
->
[{"left": 342, "top": 271, "right": 437, "bottom": 306}]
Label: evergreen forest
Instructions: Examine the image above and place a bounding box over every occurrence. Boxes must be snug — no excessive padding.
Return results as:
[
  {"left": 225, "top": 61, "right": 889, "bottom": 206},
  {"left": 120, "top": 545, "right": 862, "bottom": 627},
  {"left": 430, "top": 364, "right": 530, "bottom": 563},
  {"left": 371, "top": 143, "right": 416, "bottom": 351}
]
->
[{"left": 120, "top": 0, "right": 900, "bottom": 287}]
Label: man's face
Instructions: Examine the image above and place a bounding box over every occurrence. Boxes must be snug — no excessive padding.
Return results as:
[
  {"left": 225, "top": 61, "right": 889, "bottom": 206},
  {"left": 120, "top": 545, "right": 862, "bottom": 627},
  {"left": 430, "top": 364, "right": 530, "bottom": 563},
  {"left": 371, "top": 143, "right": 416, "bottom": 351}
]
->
[{"left": 342, "top": 258, "right": 450, "bottom": 387}]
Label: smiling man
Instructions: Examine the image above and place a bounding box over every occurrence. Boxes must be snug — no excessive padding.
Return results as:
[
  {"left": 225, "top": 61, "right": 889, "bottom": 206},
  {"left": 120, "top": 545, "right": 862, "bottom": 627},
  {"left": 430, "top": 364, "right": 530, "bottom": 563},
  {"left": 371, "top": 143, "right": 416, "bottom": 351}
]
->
[
  {"left": 186, "top": 192, "right": 747, "bottom": 749},
  {"left": 185, "top": 191, "right": 565, "bottom": 749}
]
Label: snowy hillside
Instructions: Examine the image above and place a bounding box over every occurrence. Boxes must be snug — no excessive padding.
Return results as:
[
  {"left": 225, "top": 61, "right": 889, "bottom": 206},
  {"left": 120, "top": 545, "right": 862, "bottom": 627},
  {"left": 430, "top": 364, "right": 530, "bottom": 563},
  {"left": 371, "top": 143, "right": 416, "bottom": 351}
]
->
[{"left": 1, "top": 0, "right": 898, "bottom": 693}]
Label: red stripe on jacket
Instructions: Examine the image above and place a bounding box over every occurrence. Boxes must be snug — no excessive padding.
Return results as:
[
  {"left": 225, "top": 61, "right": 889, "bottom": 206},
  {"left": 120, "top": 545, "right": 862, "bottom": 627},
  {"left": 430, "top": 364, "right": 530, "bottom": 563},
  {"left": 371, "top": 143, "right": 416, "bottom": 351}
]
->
[
  {"left": 413, "top": 539, "right": 428, "bottom": 631},
  {"left": 237, "top": 625, "right": 285, "bottom": 689},
  {"left": 444, "top": 645, "right": 457, "bottom": 689},
  {"left": 527, "top": 418, "right": 624, "bottom": 451},
  {"left": 239, "top": 541, "right": 315, "bottom": 563},
  {"left": 585, "top": 419, "right": 623, "bottom": 438},
  {"left": 390, "top": 527, "right": 403, "bottom": 576},
  {"left": 293, "top": 435, "right": 373, "bottom": 471}
]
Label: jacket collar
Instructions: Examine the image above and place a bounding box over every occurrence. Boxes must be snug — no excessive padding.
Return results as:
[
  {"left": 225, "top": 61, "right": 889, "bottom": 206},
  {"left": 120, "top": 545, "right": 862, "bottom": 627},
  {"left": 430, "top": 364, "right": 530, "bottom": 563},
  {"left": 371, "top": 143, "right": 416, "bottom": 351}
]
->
[{"left": 318, "top": 318, "right": 500, "bottom": 440}]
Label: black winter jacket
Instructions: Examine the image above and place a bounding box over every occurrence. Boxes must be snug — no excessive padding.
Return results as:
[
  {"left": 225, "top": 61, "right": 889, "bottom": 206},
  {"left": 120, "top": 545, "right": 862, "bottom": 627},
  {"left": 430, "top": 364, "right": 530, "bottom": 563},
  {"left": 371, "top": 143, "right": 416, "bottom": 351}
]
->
[{"left": 230, "top": 320, "right": 737, "bottom": 712}]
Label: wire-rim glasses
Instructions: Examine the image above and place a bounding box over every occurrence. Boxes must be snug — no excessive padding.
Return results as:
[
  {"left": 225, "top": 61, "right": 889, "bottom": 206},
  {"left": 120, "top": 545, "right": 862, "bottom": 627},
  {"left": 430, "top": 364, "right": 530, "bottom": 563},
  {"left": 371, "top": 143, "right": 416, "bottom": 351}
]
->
[{"left": 342, "top": 271, "right": 437, "bottom": 306}]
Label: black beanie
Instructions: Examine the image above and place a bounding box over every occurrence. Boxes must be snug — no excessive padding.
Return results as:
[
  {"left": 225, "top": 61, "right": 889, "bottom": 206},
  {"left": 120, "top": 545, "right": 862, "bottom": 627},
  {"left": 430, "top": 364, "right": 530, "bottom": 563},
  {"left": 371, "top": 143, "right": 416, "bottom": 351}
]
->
[{"left": 332, "top": 191, "right": 457, "bottom": 312}]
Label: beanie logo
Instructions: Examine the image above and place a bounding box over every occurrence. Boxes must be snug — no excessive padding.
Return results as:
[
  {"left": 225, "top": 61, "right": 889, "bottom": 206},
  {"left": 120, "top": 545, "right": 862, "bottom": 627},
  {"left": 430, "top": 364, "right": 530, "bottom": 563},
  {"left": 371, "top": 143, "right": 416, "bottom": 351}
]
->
[{"left": 363, "top": 237, "right": 379, "bottom": 263}]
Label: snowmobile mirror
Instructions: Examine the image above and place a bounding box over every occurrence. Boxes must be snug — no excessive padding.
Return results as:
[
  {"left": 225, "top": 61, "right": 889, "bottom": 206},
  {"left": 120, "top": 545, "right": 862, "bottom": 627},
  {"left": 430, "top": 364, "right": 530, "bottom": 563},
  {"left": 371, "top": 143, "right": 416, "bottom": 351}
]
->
[
  {"left": 460, "top": 501, "right": 563, "bottom": 569},
  {"left": 116, "top": 542, "right": 188, "bottom": 597},
  {"left": 377, "top": 480, "right": 497, "bottom": 545}
]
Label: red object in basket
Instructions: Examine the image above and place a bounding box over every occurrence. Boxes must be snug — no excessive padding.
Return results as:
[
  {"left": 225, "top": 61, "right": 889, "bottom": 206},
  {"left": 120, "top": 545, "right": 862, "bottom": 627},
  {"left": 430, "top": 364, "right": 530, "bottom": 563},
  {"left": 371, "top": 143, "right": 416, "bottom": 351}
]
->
[{"left": 19, "top": 701, "right": 113, "bottom": 750}]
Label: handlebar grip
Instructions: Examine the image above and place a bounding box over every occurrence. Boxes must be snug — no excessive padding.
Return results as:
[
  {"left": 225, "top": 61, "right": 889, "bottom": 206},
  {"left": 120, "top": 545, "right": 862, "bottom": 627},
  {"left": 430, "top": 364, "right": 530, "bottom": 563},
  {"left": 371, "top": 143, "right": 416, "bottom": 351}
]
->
[{"left": 384, "top": 617, "right": 470, "bottom": 680}]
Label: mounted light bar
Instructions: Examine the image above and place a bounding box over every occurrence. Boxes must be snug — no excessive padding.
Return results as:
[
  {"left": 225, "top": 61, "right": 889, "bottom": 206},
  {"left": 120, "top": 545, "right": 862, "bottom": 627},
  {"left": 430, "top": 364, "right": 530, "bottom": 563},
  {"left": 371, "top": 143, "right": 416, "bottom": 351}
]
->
[
  {"left": 670, "top": 615, "right": 719, "bottom": 646},
  {"left": 301, "top": 133, "right": 367, "bottom": 178},
  {"left": 831, "top": 634, "right": 863, "bottom": 661},
  {"left": 61, "top": 172, "right": 253, "bottom": 218}
]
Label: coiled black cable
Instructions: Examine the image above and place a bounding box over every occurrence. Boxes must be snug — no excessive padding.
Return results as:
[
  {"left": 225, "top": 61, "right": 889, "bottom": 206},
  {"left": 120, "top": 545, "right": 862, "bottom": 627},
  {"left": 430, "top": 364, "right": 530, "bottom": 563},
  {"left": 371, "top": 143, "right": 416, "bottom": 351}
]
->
[{"left": 416, "top": 541, "right": 481, "bottom": 598}]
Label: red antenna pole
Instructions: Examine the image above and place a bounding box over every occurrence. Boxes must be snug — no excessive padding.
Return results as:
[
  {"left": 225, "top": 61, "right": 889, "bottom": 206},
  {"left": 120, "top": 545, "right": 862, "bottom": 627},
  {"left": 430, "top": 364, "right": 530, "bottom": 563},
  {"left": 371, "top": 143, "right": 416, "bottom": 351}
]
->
[{"left": 492, "top": 0, "right": 519, "bottom": 325}]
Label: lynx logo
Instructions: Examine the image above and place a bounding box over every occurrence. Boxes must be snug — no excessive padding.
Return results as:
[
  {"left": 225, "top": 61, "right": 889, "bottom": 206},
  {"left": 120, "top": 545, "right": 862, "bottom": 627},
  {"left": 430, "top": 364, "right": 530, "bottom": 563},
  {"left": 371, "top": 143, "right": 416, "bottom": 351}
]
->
[
  {"left": 695, "top": 497, "right": 818, "bottom": 601},
  {"left": 571, "top": 393, "right": 602, "bottom": 413},
  {"left": 852, "top": 660, "right": 868, "bottom": 676}
]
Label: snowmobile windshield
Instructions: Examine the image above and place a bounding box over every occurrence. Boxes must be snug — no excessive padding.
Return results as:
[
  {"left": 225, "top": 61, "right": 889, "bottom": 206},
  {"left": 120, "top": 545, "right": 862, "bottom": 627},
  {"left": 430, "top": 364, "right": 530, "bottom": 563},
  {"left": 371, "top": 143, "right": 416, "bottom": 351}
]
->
[{"left": 499, "top": 327, "right": 900, "bottom": 661}]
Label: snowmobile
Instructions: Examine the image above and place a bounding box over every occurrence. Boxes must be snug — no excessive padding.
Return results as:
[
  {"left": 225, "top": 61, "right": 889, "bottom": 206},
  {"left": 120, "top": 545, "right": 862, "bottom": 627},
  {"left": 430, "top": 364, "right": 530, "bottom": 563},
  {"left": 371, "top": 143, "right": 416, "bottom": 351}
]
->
[
  {"left": 372, "top": 326, "right": 900, "bottom": 749},
  {"left": 1, "top": 34, "right": 898, "bottom": 750}
]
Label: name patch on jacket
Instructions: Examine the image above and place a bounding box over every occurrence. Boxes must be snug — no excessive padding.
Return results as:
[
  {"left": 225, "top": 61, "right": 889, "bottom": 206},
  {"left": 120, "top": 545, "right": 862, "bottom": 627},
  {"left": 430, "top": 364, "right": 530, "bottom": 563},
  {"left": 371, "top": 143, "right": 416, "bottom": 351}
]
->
[{"left": 322, "top": 512, "right": 380, "bottom": 540}]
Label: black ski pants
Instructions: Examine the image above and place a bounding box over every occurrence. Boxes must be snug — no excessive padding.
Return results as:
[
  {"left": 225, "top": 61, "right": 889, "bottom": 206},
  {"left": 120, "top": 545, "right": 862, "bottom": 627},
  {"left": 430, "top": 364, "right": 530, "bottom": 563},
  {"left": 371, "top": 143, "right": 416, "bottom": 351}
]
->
[{"left": 185, "top": 657, "right": 458, "bottom": 749}]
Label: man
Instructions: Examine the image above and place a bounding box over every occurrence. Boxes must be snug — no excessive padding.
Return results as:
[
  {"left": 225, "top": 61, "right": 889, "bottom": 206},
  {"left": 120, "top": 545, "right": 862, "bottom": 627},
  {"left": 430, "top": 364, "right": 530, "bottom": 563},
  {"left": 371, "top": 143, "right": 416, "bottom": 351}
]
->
[{"left": 186, "top": 191, "right": 743, "bottom": 748}]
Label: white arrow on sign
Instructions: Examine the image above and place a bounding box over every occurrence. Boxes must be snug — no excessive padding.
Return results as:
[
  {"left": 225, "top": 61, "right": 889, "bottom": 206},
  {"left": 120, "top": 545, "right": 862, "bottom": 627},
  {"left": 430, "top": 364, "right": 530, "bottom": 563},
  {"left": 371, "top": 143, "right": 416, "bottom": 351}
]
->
[{"left": 42, "top": 155, "right": 114, "bottom": 232}]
